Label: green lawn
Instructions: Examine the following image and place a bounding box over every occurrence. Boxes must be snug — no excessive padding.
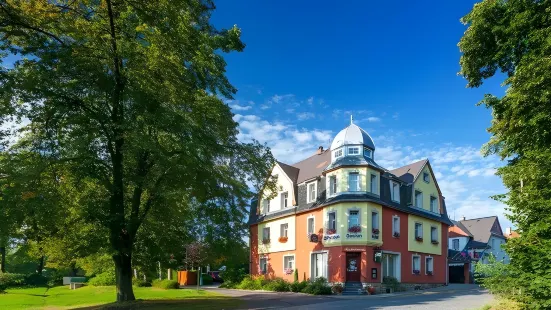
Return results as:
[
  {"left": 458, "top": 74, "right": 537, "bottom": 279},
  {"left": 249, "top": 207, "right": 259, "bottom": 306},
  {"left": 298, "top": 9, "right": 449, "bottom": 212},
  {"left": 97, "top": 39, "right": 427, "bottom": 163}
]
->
[{"left": 0, "top": 286, "right": 240, "bottom": 310}]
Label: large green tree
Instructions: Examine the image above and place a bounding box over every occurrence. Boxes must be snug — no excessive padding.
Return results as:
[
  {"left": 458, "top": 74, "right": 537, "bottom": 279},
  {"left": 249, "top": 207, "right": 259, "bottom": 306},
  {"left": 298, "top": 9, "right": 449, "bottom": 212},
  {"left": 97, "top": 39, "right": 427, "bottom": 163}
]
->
[
  {"left": 459, "top": 0, "right": 551, "bottom": 308},
  {"left": 0, "top": 0, "right": 274, "bottom": 302}
]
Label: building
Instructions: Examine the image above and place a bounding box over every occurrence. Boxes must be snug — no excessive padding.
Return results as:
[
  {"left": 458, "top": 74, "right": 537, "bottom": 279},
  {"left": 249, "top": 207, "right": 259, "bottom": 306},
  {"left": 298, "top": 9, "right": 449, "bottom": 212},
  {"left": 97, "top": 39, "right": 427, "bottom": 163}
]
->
[
  {"left": 248, "top": 119, "right": 452, "bottom": 289},
  {"left": 448, "top": 216, "right": 509, "bottom": 283},
  {"left": 504, "top": 227, "right": 520, "bottom": 239}
]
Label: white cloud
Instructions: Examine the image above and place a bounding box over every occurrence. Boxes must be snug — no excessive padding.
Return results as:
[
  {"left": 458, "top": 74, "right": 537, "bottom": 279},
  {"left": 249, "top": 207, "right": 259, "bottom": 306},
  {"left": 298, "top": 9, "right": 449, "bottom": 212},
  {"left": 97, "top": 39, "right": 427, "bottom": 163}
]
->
[
  {"left": 307, "top": 97, "right": 314, "bottom": 105},
  {"left": 367, "top": 117, "right": 380, "bottom": 122},
  {"left": 230, "top": 104, "right": 252, "bottom": 111},
  {"left": 297, "top": 112, "right": 315, "bottom": 120}
]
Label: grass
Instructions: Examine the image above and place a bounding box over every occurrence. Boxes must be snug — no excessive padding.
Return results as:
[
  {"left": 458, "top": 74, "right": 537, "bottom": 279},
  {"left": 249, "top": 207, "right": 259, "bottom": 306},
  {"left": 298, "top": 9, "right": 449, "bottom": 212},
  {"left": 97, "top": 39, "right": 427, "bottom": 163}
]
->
[
  {"left": 479, "top": 298, "right": 521, "bottom": 310},
  {"left": 0, "top": 286, "right": 240, "bottom": 310}
]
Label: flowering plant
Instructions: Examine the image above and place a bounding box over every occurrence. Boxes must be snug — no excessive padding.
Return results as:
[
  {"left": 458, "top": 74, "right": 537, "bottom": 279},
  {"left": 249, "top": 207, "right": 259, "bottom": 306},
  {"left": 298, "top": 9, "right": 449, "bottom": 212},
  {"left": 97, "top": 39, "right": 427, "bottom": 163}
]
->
[
  {"left": 278, "top": 236, "right": 288, "bottom": 243},
  {"left": 284, "top": 268, "right": 293, "bottom": 275},
  {"left": 415, "top": 236, "right": 423, "bottom": 242},
  {"left": 393, "top": 232, "right": 400, "bottom": 238},
  {"left": 431, "top": 240, "right": 439, "bottom": 244},
  {"left": 372, "top": 228, "right": 380, "bottom": 234},
  {"left": 427, "top": 271, "right": 433, "bottom": 275},
  {"left": 348, "top": 225, "right": 361, "bottom": 233},
  {"left": 413, "top": 269, "right": 420, "bottom": 275},
  {"left": 326, "top": 228, "right": 337, "bottom": 235}
]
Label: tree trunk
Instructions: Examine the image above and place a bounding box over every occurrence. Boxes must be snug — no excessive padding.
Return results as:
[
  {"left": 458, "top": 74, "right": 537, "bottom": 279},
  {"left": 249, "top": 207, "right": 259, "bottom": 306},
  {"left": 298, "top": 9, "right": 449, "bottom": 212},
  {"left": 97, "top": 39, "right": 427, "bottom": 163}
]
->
[
  {"left": 113, "top": 247, "right": 135, "bottom": 302},
  {"left": 36, "top": 256, "right": 45, "bottom": 275},
  {"left": 0, "top": 246, "right": 6, "bottom": 273}
]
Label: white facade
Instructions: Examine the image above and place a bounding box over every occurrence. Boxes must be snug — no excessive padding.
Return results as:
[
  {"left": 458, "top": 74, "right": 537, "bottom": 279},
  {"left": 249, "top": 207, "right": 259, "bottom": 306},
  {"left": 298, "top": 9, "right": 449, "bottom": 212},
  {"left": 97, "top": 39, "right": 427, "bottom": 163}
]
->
[
  {"left": 261, "top": 164, "right": 296, "bottom": 214},
  {"left": 448, "top": 236, "right": 469, "bottom": 251}
]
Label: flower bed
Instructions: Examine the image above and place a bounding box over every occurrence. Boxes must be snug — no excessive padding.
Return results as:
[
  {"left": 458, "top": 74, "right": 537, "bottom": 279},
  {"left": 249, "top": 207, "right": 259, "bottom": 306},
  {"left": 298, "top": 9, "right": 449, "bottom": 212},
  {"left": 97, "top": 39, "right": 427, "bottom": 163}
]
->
[
  {"left": 372, "top": 228, "right": 380, "bottom": 234},
  {"left": 278, "top": 236, "right": 288, "bottom": 243},
  {"left": 325, "top": 228, "right": 336, "bottom": 235},
  {"left": 348, "top": 225, "right": 361, "bottom": 233},
  {"left": 415, "top": 236, "right": 423, "bottom": 242}
]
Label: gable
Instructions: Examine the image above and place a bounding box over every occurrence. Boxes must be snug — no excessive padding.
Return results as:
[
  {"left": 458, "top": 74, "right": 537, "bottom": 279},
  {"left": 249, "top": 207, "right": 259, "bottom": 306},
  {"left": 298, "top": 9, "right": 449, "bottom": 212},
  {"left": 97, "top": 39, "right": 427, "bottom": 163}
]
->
[{"left": 412, "top": 162, "right": 441, "bottom": 213}]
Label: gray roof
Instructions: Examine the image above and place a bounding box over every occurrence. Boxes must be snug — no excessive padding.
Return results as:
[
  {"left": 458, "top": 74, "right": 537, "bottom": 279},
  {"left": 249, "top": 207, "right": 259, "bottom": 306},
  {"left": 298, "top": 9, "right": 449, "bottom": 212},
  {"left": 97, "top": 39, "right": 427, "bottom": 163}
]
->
[
  {"left": 448, "top": 249, "right": 472, "bottom": 263},
  {"left": 277, "top": 161, "right": 299, "bottom": 183},
  {"left": 466, "top": 239, "right": 489, "bottom": 249},
  {"left": 459, "top": 216, "right": 504, "bottom": 243},
  {"left": 323, "top": 153, "right": 387, "bottom": 172},
  {"left": 451, "top": 220, "right": 473, "bottom": 237},
  {"left": 292, "top": 149, "right": 331, "bottom": 183},
  {"left": 330, "top": 123, "right": 376, "bottom": 151},
  {"left": 390, "top": 159, "right": 428, "bottom": 183}
]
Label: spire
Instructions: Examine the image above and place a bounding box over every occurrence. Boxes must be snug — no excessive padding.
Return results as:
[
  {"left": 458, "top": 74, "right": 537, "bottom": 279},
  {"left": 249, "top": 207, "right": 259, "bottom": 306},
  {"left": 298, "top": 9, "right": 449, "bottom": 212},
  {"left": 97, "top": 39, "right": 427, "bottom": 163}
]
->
[{"left": 350, "top": 114, "right": 353, "bottom": 125}]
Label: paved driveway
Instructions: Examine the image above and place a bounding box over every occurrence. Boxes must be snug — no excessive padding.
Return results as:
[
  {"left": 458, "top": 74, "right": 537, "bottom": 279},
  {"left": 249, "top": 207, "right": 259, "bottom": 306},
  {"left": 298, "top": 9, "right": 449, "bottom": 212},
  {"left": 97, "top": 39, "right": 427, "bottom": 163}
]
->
[{"left": 205, "top": 284, "right": 492, "bottom": 310}]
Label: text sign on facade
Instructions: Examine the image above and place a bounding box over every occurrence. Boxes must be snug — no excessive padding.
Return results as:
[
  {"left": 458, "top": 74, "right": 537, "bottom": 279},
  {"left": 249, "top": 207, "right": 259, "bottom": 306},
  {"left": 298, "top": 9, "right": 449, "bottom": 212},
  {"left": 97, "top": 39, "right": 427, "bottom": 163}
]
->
[{"left": 344, "top": 248, "right": 366, "bottom": 252}]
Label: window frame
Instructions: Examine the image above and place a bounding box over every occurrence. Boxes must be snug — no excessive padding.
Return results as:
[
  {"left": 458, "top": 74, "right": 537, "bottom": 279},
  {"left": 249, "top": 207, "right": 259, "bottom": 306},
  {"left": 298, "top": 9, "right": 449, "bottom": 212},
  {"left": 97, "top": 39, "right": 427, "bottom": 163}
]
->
[
  {"left": 425, "top": 256, "right": 434, "bottom": 275},
  {"left": 262, "top": 227, "right": 271, "bottom": 241},
  {"left": 327, "top": 211, "right": 337, "bottom": 231},
  {"left": 430, "top": 195, "right": 438, "bottom": 213},
  {"left": 415, "top": 222, "right": 423, "bottom": 239},
  {"left": 364, "top": 147, "right": 373, "bottom": 159},
  {"left": 371, "top": 210, "right": 379, "bottom": 230},
  {"left": 280, "top": 223, "right": 289, "bottom": 238},
  {"left": 259, "top": 256, "right": 268, "bottom": 274},
  {"left": 329, "top": 175, "right": 337, "bottom": 196},
  {"left": 423, "top": 172, "right": 430, "bottom": 183},
  {"left": 370, "top": 173, "right": 378, "bottom": 194},
  {"left": 390, "top": 181, "right": 400, "bottom": 203},
  {"left": 348, "top": 146, "right": 360, "bottom": 155},
  {"left": 392, "top": 215, "right": 400, "bottom": 236},
  {"left": 412, "top": 255, "right": 421, "bottom": 274},
  {"left": 348, "top": 209, "right": 361, "bottom": 229},
  {"left": 415, "top": 190, "right": 423, "bottom": 208},
  {"left": 348, "top": 172, "right": 360, "bottom": 192},
  {"left": 283, "top": 254, "right": 295, "bottom": 273},
  {"left": 281, "top": 192, "right": 288, "bottom": 209},
  {"left": 307, "top": 181, "right": 317, "bottom": 203},
  {"left": 262, "top": 199, "right": 269, "bottom": 214},
  {"left": 452, "top": 239, "right": 459, "bottom": 250},
  {"left": 334, "top": 148, "right": 343, "bottom": 159},
  {"left": 307, "top": 216, "right": 315, "bottom": 235}
]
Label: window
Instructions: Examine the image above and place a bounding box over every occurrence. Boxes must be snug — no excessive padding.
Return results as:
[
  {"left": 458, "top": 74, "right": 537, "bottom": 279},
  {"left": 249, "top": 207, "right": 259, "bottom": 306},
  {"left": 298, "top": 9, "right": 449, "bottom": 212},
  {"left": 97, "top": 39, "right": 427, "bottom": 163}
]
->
[
  {"left": 415, "top": 190, "right": 423, "bottom": 208},
  {"left": 311, "top": 252, "right": 328, "bottom": 279},
  {"left": 283, "top": 255, "right": 295, "bottom": 272},
  {"left": 262, "top": 200, "right": 269, "bottom": 213},
  {"left": 307, "top": 182, "right": 317, "bottom": 203},
  {"left": 307, "top": 217, "right": 315, "bottom": 235},
  {"left": 431, "top": 226, "right": 438, "bottom": 243},
  {"left": 412, "top": 255, "right": 421, "bottom": 273},
  {"left": 348, "top": 210, "right": 360, "bottom": 229},
  {"left": 364, "top": 147, "right": 372, "bottom": 158},
  {"left": 349, "top": 172, "right": 360, "bottom": 191},
  {"left": 348, "top": 147, "right": 360, "bottom": 155},
  {"left": 281, "top": 192, "right": 288, "bottom": 209},
  {"left": 390, "top": 181, "right": 400, "bottom": 202},
  {"left": 329, "top": 175, "right": 337, "bottom": 196},
  {"left": 423, "top": 172, "right": 430, "bottom": 183},
  {"left": 415, "top": 223, "right": 423, "bottom": 239},
  {"left": 425, "top": 257, "right": 434, "bottom": 274},
  {"left": 430, "top": 196, "right": 438, "bottom": 213},
  {"left": 334, "top": 149, "right": 343, "bottom": 158},
  {"left": 280, "top": 223, "right": 288, "bottom": 238},
  {"left": 392, "top": 216, "right": 400, "bottom": 235},
  {"left": 259, "top": 256, "right": 267, "bottom": 274},
  {"left": 370, "top": 174, "right": 378, "bottom": 194},
  {"left": 327, "top": 211, "right": 336, "bottom": 231},
  {"left": 452, "top": 239, "right": 459, "bottom": 250},
  {"left": 372, "top": 211, "right": 379, "bottom": 230},
  {"left": 262, "top": 227, "right": 271, "bottom": 241}
]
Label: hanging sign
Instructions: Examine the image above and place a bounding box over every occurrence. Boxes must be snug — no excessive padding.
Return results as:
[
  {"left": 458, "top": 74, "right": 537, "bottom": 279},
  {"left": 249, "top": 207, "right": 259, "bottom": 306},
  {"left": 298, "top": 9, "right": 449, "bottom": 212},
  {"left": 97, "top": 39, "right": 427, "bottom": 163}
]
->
[{"left": 374, "top": 250, "right": 382, "bottom": 263}]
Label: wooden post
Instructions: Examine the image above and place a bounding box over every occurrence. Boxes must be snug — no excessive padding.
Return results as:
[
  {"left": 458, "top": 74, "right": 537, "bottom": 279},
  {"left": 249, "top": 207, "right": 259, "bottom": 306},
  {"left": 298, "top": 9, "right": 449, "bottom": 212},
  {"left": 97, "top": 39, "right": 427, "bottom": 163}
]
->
[{"left": 168, "top": 268, "right": 172, "bottom": 280}]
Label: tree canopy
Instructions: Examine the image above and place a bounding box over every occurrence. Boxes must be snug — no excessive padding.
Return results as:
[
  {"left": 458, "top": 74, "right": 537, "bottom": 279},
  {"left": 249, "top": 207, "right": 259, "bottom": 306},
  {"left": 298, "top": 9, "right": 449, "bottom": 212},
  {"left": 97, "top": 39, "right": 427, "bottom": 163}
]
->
[
  {"left": 0, "top": 0, "right": 274, "bottom": 301},
  {"left": 459, "top": 0, "right": 551, "bottom": 308}
]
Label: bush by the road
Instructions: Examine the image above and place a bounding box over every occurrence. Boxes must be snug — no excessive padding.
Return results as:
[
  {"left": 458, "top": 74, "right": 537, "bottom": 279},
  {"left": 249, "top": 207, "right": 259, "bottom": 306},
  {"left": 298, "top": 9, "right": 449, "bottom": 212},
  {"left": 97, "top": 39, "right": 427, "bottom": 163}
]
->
[
  {"left": 301, "top": 277, "right": 332, "bottom": 295},
  {"left": 262, "top": 278, "right": 290, "bottom": 292},
  {"left": 221, "top": 275, "right": 331, "bottom": 295},
  {"left": 0, "top": 273, "right": 26, "bottom": 288},
  {"left": 88, "top": 271, "right": 116, "bottom": 286},
  {"left": 290, "top": 280, "right": 308, "bottom": 292},
  {"left": 132, "top": 278, "right": 151, "bottom": 287},
  {"left": 152, "top": 279, "right": 179, "bottom": 289}
]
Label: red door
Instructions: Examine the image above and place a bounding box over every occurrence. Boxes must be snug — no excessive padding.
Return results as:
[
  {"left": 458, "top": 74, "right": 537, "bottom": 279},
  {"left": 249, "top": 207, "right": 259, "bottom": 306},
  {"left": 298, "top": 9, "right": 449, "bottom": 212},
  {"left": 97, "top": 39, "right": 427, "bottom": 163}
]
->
[{"left": 346, "top": 252, "right": 361, "bottom": 282}]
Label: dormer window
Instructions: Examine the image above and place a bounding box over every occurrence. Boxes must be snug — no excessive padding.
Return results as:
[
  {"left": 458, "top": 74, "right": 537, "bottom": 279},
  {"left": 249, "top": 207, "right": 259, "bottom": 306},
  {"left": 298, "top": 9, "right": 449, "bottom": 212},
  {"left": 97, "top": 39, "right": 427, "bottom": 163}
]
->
[
  {"left": 307, "top": 181, "right": 317, "bottom": 203},
  {"left": 334, "top": 149, "right": 343, "bottom": 159},
  {"left": 364, "top": 147, "right": 373, "bottom": 159},
  {"left": 423, "top": 172, "right": 430, "bottom": 183},
  {"left": 348, "top": 147, "right": 360, "bottom": 155}
]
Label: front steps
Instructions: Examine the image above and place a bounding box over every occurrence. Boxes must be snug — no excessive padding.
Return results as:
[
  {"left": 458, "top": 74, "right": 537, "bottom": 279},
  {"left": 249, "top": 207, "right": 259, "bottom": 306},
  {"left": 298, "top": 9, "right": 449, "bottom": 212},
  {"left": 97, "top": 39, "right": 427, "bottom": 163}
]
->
[{"left": 342, "top": 281, "right": 365, "bottom": 295}]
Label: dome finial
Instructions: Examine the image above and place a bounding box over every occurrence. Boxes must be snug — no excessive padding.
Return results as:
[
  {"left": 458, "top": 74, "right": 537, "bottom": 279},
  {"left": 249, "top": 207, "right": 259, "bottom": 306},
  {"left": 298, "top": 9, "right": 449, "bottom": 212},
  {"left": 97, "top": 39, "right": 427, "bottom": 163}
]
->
[{"left": 350, "top": 114, "right": 353, "bottom": 125}]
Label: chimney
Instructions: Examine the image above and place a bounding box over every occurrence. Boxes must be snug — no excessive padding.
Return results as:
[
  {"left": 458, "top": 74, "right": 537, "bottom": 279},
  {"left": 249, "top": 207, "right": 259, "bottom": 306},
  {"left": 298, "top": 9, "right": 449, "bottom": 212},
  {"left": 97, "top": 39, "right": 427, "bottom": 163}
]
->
[
  {"left": 461, "top": 216, "right": 466, "bottom": 221},
  {"left": 506, "top": 227, "right": 512, "bottom": 236},
  {"left": 316, "top": 146, "right": 324, "bottom": 155}
]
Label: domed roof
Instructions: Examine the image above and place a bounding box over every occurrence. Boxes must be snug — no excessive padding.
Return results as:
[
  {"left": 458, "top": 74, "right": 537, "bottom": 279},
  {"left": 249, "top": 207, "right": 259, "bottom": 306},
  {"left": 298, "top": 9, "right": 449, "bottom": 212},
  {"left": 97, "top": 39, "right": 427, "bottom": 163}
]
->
[{"left": 330, "top": 121, "right": 375, "bottom": 150}]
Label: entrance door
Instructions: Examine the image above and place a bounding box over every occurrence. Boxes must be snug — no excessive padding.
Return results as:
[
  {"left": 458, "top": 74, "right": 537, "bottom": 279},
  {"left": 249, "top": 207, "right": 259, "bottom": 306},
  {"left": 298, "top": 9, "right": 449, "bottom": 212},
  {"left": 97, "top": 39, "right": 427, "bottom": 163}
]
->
[{"left": 346, "top": 252, "right": 361, "bottom": 282}]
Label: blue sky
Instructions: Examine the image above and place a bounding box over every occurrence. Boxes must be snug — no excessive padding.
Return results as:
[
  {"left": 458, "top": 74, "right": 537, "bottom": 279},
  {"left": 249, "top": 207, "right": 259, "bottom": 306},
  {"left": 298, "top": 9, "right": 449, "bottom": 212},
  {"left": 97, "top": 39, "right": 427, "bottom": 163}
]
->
[{"left": 212, "top": 1, "right": 513, "bottom": 229}]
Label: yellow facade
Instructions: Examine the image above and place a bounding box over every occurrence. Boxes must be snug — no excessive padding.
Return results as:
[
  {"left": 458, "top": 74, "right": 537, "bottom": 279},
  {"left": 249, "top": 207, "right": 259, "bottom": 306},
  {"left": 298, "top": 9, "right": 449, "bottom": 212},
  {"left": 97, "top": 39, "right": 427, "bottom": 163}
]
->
[
  {"left": 258, "top": 215, "right": 296, "bottom": 254},
  {"left": 325, "top": 167, "right": 380, "bottom": 195},
  {"left": 322, "top": 202, "right": 383, "bottom": 247},
  {"left": 407, "top": 214, "right": 442, "bottom": 255},
  {"left": 413, "top": 165, "right": 440, "bottom": 213}
]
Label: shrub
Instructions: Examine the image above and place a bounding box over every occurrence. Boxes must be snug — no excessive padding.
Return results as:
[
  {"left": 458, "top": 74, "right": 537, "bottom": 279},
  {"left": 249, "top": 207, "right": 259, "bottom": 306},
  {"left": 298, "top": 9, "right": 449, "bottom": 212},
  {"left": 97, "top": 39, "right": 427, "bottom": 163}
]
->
[
  {"left": 236, "top": 275, "right": 265, "bottom": 290},
  {"left": 331, "top": 283, "right": 343, "bottom": 294},
  {"left": 0, "top": 273, "right": 26, "bottom": 287},
  {"left": 88, "top": 271, "right": 116, "bottom": 286},
  {"left": 220, "top": 267, "right": 246, "bottom": 284},
  {"left": 132, "top": 277, "right": 151, "bottom": 287},
  {"left": 290, "top": 280, "right": 308, "bottom": 292},
  {"left": 24, "top": 274, "right": 48, "bottom": 287},
  {"left": 382, "top": 276, "right": 400, "bottom": 291},
  {"left": 263, "top": 278, "right": 290, "bottom": 292},
  {"left": 294, "top": 269, "right": 298, "bottom": 283},
  {"left": 152, "top": 279, "right": 179, "bottom": 289},
  {"left": 219, "top": 281, "right": 238, "bottom": 289},
  {"left": 0, "top": 282, "right": 6, "bottom": 293},
  {"left": 301, "top": 277, "right": 332, "bottom": 295},
  {"left": 201, "top": 274, "right": 213, "bottom": 285}
]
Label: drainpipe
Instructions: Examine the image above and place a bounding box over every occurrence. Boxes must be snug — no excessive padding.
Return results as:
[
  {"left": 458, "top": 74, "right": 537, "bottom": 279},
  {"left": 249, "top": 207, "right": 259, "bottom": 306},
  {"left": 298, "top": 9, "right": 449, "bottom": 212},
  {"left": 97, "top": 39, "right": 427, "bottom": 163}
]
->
[{"left": 445, "top": 228, "right": 449, "bottom": 285}]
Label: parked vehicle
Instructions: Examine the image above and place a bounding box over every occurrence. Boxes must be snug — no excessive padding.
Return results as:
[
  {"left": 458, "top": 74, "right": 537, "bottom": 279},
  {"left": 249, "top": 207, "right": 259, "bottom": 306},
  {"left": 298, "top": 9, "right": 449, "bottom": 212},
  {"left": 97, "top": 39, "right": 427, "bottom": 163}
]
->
[{"left": 207, "top": 271, "right": 223, "bottom": 282}]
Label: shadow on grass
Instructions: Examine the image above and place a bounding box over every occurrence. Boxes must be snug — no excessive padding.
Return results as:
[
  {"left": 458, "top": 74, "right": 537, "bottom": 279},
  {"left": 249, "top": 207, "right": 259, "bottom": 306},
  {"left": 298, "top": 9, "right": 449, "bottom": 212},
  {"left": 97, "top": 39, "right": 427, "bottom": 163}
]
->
[{"left": 72, "top": 297, "right": 242, "bottom": 310}]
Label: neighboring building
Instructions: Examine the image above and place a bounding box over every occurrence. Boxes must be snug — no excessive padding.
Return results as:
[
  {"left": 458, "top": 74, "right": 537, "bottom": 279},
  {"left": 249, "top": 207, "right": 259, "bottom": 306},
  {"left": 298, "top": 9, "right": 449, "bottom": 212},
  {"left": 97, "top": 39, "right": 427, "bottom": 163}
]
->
[
  {"left": 249, "top": 119, "right": 452, "bottom": 289},
  {"left": 447, "top": 216, "right": 509, "bottom": 282},
  {"left": 505, "top": 227, "right": 520, "bottom": 239}
]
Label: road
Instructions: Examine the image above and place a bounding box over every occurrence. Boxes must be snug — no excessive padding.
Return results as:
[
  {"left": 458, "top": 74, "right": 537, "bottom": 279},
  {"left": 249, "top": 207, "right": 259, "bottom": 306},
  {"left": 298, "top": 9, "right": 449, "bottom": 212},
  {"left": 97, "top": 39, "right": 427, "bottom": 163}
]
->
[{"left": 206, "top": 284, "right": 493, "bottom": 310}]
